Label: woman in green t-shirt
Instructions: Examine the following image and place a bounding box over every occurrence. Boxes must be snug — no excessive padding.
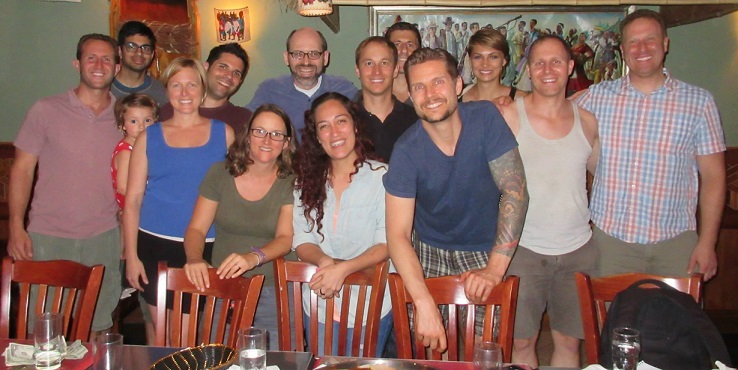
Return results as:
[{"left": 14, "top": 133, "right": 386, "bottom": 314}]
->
[{"left": 182, "top": 104, "right": 297, "bottom": 349}]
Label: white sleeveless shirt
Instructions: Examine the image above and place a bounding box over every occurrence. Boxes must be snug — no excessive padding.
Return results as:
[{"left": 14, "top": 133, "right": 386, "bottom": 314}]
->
[{"left": 516, "top": 98, "right": 592, "bottom": 255}]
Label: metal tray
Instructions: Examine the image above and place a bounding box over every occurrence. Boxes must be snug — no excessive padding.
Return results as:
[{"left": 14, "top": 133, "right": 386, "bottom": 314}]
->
[
  {"left": 317, "top": 359, "right": 440, "bottom": 369},
  {"left": 149, "top": 344, "right": 236, "bottom": 370}
]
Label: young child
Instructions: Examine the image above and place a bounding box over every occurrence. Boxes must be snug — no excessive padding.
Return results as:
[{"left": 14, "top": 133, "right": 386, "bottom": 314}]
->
[
  {"left": 112, "top": 93, "right": 159, "bottom": 210},
  {"left": 111, "top": 93, "right": 159, "bottom": 346}
]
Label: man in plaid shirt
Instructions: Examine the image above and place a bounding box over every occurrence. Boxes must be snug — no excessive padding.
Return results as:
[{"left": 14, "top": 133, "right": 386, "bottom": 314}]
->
[{"left": 575, "top": 9, "right": 726, "bottom": 281}]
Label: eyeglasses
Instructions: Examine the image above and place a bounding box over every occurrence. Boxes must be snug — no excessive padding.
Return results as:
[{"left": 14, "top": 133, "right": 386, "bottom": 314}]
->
[
  {"left": 251, "top": 128, "right": 288, "bottom": 142},
  {"left": 287, "top": 50, "right": 324, "bottom": 61},
  {"left": 124, "top": 42, "right": 154, "bottom": 55}
]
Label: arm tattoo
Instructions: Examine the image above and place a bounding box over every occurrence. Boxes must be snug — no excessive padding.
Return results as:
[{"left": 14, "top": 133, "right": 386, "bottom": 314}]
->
[{"left": 488, "top": 148, "right": 529, "bottom": 257}]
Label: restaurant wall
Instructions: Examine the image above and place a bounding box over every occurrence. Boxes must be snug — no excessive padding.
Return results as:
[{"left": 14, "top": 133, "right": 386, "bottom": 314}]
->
[{"left": 0, "top": 1, "right": 736, "bottom": 145}]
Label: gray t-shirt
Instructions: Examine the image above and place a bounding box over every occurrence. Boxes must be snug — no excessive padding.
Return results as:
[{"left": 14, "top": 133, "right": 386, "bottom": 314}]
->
[
  {"left": 111, "top": 75, "right": 168, "bottom": 106},
  {"left": 199, "top": 162, "right": 295, "bottom": 284}
]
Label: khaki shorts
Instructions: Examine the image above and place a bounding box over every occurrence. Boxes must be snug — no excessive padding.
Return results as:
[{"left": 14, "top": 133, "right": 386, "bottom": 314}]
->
[
  {"left": 505, "top": 240, "right": 598, "bottom": 339},
  {"left": 30, "top": 228, "right": 122, "bottom": 332},
  {"left": 592, "top": 225, "right": 697, "bottom": 277}
]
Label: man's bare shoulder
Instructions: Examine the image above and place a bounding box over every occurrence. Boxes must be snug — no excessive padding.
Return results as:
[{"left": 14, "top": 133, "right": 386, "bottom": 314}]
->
[
  {"left": 577, "top": 104, "right": 598, "bottom": 141},
  {"left": 497, "top": 100, "right": 520, "bottom": 134}
]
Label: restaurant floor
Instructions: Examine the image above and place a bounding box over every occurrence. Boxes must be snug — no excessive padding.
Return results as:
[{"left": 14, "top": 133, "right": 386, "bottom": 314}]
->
[{"left": 118, "top": 297, "right": 738, "bottom": 367}]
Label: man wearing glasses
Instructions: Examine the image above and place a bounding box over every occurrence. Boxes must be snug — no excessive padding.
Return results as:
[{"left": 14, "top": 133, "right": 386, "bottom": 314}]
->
[
  {"left": 112, "top": 21, "right": 167, "bottom": 105},
  {"left": 247, "top": 27, "right": 357, "bottom": 139}
]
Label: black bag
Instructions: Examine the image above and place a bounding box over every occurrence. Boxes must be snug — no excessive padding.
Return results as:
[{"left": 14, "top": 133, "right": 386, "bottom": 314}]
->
[{"left": 599, "top": 279, "right": 732, "bottom": 370}]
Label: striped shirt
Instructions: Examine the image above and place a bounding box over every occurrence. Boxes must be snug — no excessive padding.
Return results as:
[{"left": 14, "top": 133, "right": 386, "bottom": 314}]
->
[{"left": 575, "top": 69, "right": 725, "bottom": 244}]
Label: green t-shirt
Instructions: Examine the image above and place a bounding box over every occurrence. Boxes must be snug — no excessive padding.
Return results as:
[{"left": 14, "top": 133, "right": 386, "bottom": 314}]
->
[{"left": 199, "top": 161, "right": 296, "bottom": 284}]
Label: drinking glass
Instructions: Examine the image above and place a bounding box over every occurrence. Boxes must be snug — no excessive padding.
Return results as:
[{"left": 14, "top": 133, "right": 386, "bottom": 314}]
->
[
  {"left": 93, "top": 333, "right": 124, "bottom": 370},
  {"left": 33, "top": 313, "right": 67, "bottom": 370},
  {"left": 473, "top": 341, "right": 503, "bottom": 370},
  {"left": 611, "top": 327, "right": 641, "bottom": 370},
  {"left": 237, "top": 327, "right": 266, "bottom": 370}
]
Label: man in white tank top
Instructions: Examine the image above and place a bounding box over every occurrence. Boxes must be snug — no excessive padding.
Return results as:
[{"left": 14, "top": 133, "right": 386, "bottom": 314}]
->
[{"left": 498, "top": 35, "right": 599, "bottom": 368}]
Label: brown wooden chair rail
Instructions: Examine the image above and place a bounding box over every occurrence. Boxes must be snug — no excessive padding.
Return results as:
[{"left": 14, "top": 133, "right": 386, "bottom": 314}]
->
[
  {"left": 273, "top": 258, "right": 390, "bottom": 357},
  {"left": 574, "top": 271, "right": 703, "bottom": 365},
  {"left": 388, "top": 273, "right": 519, "bottom": 363},
  {"left": 155, "top": 261, "right": 264, "bottom": 348},
  {"left": 0, "top": 256, "right": 104, "bottom": 341}
]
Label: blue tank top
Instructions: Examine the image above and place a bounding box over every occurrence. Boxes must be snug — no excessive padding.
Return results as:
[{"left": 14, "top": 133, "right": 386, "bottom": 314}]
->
[{"left": 140, "top": 120, "right": 227, "bottom": 239}]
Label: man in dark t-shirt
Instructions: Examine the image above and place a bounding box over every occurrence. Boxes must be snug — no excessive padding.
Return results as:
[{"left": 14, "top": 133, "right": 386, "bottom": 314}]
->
[
  {"left": 383, "top": 48, "right": 528, "bottom": 353},
  {"left": 159, "top": 43, "right": 252, "bottom": 132},
  {"left": 353, "top": 36, "right": 417, "bottom": 162}
]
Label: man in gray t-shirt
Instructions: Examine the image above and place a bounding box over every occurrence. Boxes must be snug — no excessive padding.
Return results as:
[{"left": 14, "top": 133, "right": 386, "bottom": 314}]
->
[{"left": 111, "top": 21, "right": 167, "bottom": 105}]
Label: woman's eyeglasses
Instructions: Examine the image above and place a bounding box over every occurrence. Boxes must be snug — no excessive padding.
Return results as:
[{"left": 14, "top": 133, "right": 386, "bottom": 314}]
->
[{"left": 251, "top": 128, "right": 288, "bottom": 142}]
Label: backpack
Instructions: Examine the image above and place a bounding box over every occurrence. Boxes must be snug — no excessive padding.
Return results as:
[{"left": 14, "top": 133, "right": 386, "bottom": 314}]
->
[{"left": 599, "top": 279, "right": 732, "bottom": 370}]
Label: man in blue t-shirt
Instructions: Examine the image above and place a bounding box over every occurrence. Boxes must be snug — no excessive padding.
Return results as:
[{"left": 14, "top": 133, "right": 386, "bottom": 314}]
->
[{"left": 384, "top": 48, "right": 528, "bottom": 353}]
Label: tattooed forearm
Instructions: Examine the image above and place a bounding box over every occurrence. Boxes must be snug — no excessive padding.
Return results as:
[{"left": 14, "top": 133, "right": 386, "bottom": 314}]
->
[{"left": 488, "top": 148, "right": 529, "bottom": 257}]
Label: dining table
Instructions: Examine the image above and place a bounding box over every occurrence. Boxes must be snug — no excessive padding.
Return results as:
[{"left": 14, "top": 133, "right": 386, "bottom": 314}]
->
[
  {"left": 0, "top": 338, "right": 579, "bottom": 370},
  {"left": 316, "top": 356, "right": 577, "bottom": 370}
]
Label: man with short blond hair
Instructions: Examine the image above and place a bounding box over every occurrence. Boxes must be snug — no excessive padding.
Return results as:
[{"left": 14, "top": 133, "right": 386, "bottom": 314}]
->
[
  {"left": 575, "top": 9, "right": 726, "bottom": 281},
  {"left": 353, "top": 36, "right": 417, "bottom": 162},
  {"left": 9, "top": 34, "right": 123, "bottom": 335},
  {"left": 498, "top": 34, "right": 599, "bottom": 368},
  {"left": 384, "top": 47, "right": 528, "bottom": 352}
]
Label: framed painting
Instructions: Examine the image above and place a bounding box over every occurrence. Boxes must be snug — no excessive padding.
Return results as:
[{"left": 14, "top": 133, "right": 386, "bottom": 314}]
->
[
  {"left": 371, "top": 6, "right": 632, "bottom": 93},
  {"left": 214, "top": 7, "right": 251, "bottom": 43}
]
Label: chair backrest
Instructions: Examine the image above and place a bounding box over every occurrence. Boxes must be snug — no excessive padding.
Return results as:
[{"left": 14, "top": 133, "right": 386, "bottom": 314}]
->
[
  {"left": 0, "top": 257, "right": 104, "bottom": 341},
  {"left": 574, "top": 271, "right": 703, "bottom": 365},
  {"left": 155, "top": 261, "right": 264, "bottom": 347},
  {"left": 388, "top": 273, "right": 519, "bottom": 363},
  {"left": 273, "top": 258, "right": 389, "bottom": 357}
]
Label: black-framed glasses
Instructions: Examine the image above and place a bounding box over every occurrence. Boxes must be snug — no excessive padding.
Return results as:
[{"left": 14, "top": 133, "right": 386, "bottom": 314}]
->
[
  {"left": 251, "top": 128, "right": 288, "bottom": 142},
  {"left": 124, "top": 42, "right": 154, "bottom": 55},
  {"left": 287, "top": 50, "right": 324, "bottom": 61}
]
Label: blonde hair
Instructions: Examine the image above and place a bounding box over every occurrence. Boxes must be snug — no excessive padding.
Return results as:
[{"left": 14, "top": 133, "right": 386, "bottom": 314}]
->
[{"left": 161, "top": 57, "right": 208, "bottom": 102}]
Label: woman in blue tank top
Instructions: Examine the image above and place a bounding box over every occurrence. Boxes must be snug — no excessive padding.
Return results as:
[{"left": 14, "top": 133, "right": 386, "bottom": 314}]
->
[{"left": 122, "top": 57, "right": 235, "bottom": 336}]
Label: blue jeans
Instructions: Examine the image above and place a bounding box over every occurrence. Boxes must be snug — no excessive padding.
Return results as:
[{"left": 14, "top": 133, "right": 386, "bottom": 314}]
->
[
  {"left": 206, "top": 286, "right": 284, "bottom": 350},
  {"left": 305, "top": 313, "right": 393, "bottom": 357}
]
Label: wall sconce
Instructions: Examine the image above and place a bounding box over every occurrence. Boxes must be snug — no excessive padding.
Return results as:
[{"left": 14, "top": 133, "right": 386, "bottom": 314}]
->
[{"left": 298, "top": 0, "right": 333, "bottom": 17}]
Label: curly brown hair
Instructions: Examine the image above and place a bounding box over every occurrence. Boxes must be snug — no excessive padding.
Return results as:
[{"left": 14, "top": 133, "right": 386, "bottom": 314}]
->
[
  {"left": 225, "top": 104, "right": 296, "bottom": 178},
  {"left": 294, "top": 92, "right": 380, "bottom": 239}
]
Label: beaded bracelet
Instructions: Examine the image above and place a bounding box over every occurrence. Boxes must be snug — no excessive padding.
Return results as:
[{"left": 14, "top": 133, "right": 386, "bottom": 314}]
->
[{"left": 250, "top": 247, "right": 266, "bottom": 267}]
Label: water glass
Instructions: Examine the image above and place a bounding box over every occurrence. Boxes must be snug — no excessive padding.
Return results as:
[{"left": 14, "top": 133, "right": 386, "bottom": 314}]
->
[
  {"left": 33, "top": 313, "right": 67, "bottom": 370},
  {"left": 93, "top": 333, "right": 124, "bottom": 370},
  {"left": 611, "top": 327, "right": 641, "bottom": 370},
  {"left": 473, "top": 341, "right": 503, "bottom": 370},
  {"left": 237, "top": 327, "right": 266, "bottom": 370}
]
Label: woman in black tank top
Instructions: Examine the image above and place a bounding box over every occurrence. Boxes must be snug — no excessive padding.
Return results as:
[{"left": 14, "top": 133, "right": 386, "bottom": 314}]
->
[{"left": 459, "top": 29, "right": 527, "bottom": 103}]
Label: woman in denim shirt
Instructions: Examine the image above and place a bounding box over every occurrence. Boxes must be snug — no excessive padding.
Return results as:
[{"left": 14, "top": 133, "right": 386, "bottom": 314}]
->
[{"left": 292, "top": 92, "right": 392, "bottom": 356}]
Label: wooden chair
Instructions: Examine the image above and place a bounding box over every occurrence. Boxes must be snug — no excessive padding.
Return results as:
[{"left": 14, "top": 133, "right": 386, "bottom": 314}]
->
[
  {"left": 575, "top": 272, "right": 703, "bottom": 365},
  {"left": 273, "top": 258, "right": 390, "bottom": 357},
  {"left": 388, "top": 273, "right": 519, "bottom": 363},
  {"left": 155, "top": 261, "right": 264, "bottom": 347},
  {"left": 0, "top": 257, "right": 104, "bottom": 341}
]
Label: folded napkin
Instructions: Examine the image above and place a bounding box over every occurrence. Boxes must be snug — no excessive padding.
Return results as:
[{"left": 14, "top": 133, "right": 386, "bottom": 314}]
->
[
  {"left": 582, "top": 361, "right": 735, "bottom": 370},
  {"left": 227, "top": 365, "right": 279, "bottom": 370},
  {"left": 2, "top": 340, "right": 88, "bottom": 366},
  {"left": 583, "top": 362, "right": 659, "bottom": 370},
  {"left": 716, "top": 361, "right": 737, "bottom": 370}
]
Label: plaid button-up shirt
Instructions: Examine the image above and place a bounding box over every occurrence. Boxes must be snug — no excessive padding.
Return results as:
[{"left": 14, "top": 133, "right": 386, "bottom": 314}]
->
[{"left": 575, "top": 69, "right": 725, "bottom": 244}]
